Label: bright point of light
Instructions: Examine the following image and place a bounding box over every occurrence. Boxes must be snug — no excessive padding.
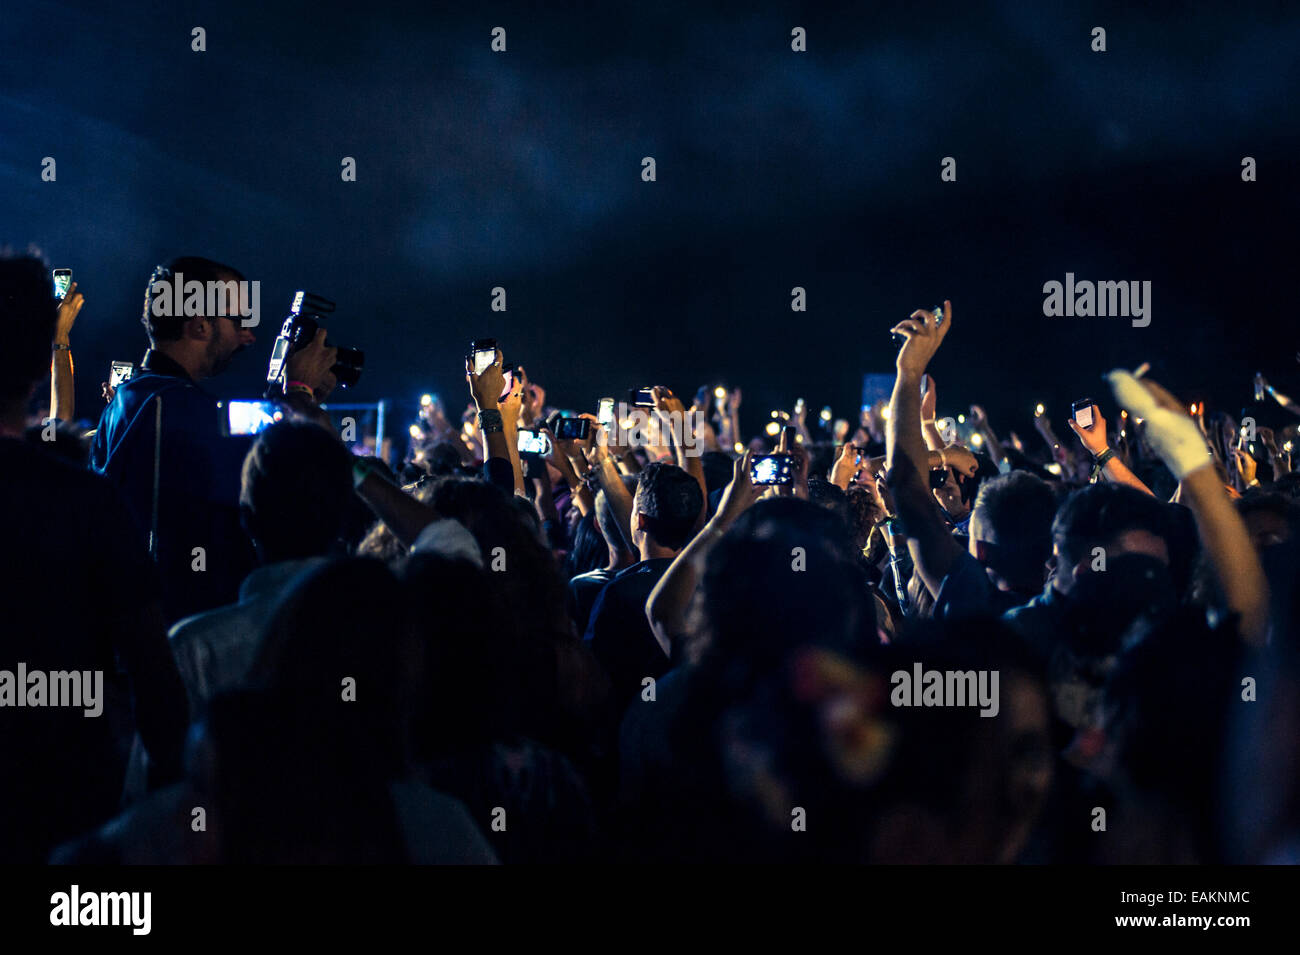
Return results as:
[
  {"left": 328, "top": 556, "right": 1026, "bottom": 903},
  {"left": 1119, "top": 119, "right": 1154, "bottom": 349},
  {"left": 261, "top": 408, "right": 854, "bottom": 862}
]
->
[
  {"left": 765, "top": 421, "right": 781, "bottom": 436},
  {"left": 880, "top": 405, "right": 892, "bottom": 420},
  {"left": 820, "top": 407, "right": 832, "bottom": 421},
  {"left": 1046, "top": 462, "right": 1063, "bottom": 475},
  {"left": 771, "top": 410, "right": 780, "bottom": 418},
  {"left": 1035, "top": 403, "right": 1045, "bottom": 417},
  {"left": 970, "top": 433, "right": 984, "bottom": 446},
  {"left": 957, "top": 414, "right": 966, "bottom": 424},
  {"left": 409, "top": 425, "right": 422, "bottom": 439},
  {"left": 421, "top": 394, "right": 433, "bottom": 406},
  {"left": 714, "top": 386, "right": 727, "bottom": 399},
  {"left": 734, "top": 443, "right": 744, "bottom": 454},
  {"left": 795, "top": 433, "right": 805, "bottom": 443}
]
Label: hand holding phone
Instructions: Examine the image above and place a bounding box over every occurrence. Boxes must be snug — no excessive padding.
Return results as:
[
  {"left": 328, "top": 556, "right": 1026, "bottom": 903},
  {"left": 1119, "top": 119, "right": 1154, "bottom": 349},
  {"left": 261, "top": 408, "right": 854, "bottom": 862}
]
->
[
  {"left": 750, "top": 453, "right": 794, "bottom": 486},
  {"left": 597, "top": 397, "right": 615, "bottom": 426},
  {"left": 109, "top": 361, "right": 135, "bottom": 389},
  {"left": 554, "top": 416, "right": 592, "bottom": 441},
  {"left": 1068, "top": 399, "right": 1108, "bottom": 457},
  {"left": 466, "top": 344, "right": 512, "bottom": 408},
  {"left": 517, "top": 428, "right": 551, "bottom": 457}
]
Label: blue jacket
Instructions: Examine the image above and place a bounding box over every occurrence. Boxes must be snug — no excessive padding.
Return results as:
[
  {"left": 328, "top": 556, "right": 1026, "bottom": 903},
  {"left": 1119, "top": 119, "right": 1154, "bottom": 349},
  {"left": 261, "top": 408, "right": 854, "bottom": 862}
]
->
[{"left": 91, "top": 350, "right": 255, "bottom": 622}]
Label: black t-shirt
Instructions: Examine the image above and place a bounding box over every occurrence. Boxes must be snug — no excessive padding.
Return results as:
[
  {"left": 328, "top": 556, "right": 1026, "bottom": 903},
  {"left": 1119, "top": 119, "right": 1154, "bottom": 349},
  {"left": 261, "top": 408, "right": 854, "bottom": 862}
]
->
[
  {"left": 0, "top": 438, "right": 188, "bottom": 862},
  {"left": 567, "top": 567, "right": 617, "bottom": 636},
  {"left": 583, "top": 558, "right": 674, "bottom": 707}
]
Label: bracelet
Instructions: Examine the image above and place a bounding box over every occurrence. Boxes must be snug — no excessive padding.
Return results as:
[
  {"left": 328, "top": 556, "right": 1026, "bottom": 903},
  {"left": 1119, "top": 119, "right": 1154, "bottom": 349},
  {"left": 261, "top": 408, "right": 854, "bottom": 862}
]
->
[
  {"left": 52, "top": 343, "right": 71, "bottom": 351},
  {"left": 477, "top": 408, "right": 504, "bottom": 434},
  {"left": 1090, "top": 447, "right": 1116, "bottom": 482}
]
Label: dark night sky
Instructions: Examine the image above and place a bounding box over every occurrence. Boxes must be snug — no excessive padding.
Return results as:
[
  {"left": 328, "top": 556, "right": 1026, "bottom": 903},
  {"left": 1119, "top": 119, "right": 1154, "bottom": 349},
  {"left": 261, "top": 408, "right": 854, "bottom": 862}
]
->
[{"left": 3, "top": 0, "right": 1298, "bottom": 442}]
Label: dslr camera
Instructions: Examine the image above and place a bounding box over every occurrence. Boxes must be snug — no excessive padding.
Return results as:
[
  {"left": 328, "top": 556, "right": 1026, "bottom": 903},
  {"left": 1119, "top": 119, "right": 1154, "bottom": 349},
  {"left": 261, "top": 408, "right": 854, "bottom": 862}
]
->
[{"left": 266, "top": 291, "right": 364, "bottom": 395}]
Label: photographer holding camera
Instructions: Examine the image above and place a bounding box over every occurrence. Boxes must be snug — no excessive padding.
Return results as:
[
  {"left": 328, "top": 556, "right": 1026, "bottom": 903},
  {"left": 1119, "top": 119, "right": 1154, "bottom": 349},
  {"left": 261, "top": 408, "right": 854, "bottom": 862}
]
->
[{"left": 91, "top": 257, "right": 336, "bottom": 622}]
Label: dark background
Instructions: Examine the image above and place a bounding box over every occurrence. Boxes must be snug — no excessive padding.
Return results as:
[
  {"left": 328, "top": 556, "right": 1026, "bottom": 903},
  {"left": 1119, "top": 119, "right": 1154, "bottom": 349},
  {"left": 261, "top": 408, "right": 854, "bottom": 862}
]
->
[{"left": 3, "top": 0, "right": 1297, "bottom": 444}]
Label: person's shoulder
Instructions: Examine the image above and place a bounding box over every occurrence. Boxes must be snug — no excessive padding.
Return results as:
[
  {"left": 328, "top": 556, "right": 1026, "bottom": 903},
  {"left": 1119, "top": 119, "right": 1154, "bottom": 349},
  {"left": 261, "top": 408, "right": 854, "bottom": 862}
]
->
[
  {"left": 570, "top": 568, "right": 613, "bottom": 588},
  {"left": 617, "top": 559, "right": 668, "bottom": 580},
  {"left": 2, "top": 437, "right": 117, "bottom": 498},
  {"left": 388, "top": 780, "right": 499, "bottom": 865},
  {"left": 168, "top": 601, "right": 236, "bottom": 646}
]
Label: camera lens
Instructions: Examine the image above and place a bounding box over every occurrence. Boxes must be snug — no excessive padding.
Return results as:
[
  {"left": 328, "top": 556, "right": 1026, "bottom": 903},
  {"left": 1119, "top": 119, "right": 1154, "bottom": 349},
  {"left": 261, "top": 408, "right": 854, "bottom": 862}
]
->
[{"left": 330, "top": 347, "right": 365, "bottom": 388}]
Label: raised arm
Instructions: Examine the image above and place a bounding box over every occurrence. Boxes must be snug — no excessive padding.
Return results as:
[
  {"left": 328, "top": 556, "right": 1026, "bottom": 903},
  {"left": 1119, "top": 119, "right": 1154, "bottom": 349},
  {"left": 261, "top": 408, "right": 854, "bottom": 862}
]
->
[
  {"left": 647, "top": 450, "right": 759, "bottom": 657},
  {"left": 884, "top": 302, "right": 966, "bottom": 597},
  {"left": 1067, "top": 403, "right": 1154, "bottom": 496},
  {"left": 590, "top": 424, "right": 637, "bottom": 548},
  {"left": 50, "top": 282, "right": 84, "bottom": 421},
  {"left": 1108, "top": 371, "right": 1270, "bottom": 647}
]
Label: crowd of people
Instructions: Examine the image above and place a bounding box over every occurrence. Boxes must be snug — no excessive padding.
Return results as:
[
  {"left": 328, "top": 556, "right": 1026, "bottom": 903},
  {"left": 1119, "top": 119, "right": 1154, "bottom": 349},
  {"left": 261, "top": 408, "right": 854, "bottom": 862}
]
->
[{"left": 2, "top": 253, "right": 1299, "bottom": 864}]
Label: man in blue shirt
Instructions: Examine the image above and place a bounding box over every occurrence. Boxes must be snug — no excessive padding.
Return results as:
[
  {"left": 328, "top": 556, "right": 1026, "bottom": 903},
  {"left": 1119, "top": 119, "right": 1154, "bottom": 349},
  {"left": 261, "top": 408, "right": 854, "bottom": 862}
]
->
[{"left": 92, "top": 257, "right": 335, "bottom": 622}]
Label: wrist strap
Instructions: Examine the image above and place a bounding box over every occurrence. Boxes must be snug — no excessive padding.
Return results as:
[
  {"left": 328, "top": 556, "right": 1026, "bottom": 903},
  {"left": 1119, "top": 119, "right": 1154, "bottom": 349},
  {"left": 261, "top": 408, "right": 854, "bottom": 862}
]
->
[
  {"left": 478, "top": 408, "right": 504, "bottom": 434},
  {"left": 52, "top": 343, "right": 71, "bottom": 351},
  {"left": 1091, "top": 447, "right": 1116, "bottom": 482}
]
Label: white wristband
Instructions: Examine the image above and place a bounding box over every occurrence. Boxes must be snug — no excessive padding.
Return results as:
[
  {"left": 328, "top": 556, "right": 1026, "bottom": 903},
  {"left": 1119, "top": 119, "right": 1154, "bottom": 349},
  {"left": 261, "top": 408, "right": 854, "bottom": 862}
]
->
[{"left": 1106, "top": 370, "right": 1212, "bottom": 481}]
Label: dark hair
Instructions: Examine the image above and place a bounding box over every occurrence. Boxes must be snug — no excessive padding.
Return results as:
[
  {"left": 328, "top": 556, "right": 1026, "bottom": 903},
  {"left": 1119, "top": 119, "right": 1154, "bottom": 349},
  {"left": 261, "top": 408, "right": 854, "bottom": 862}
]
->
[
  {"left": 239, "top": 420, "right": 354, "bottom": 562},
  {"left": 808, "top": 475, "right": 849, "bottom": 524},
  {"left": 700, "top": 451, "right": 734, "bottom": 496},
  {"left": 694, "top": 497, "right": 873, "bottom": 666},
  {"left": 1238, "top": 488, "right": 1297, "bottom": 523},
  {"left": 973, "top": 471, "right": 1057, "bottom": 592},
  {"left": 635, "top": 462, "right": 703, "bottom": 550},
  {"left": 396, "top": 553, "right": 524, "bottom": 750},
  {"left": 956, "top": 452, "right": 1001, "bottom": 507},
  {"left": 1271, "top": 471, "right": 1300, "bottom": 501},
  {"left": 247, "top": 557, "right": 422, "bottom": 776},
  {"left": 845, "top": 484, "right": 884, "bottom": 553},
  {"left": 141, "top": 256, "right": 246, "bottom": 344},
  {"left": 564, "top": 511, "right": 606, "bottom": 579},
  {"left": 0, "top": 255, "right": 58, "bottom": 406},
  {"left": 1052, "top": 483, "right": 1172, "bottom": 572},
  {"left": 427, "top": 442, "right": 466, "bottom": 475}
]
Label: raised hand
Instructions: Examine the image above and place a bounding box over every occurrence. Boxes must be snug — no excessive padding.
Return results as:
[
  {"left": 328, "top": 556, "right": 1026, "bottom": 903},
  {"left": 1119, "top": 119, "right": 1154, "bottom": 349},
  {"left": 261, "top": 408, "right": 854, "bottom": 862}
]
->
[
  {"left": 465, "top": 348, "right": 506, "bottom": 410},
  {"left": 1067, "top": 404, "right": 1109, "bottom": 457},
  {"left": 891, "top": 301, "right": 952, "bottom": 378},
  {"left": 55, "top": 281, "right": 85, "bottom": 344}
]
